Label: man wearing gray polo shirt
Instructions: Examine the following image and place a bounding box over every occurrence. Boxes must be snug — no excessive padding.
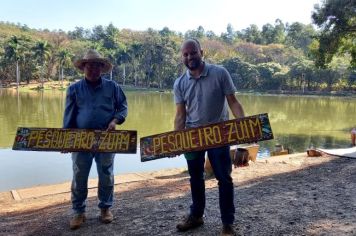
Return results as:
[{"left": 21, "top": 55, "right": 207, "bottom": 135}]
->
[{"left": 174, "top": 39, "right": 245, "bottom": 236}]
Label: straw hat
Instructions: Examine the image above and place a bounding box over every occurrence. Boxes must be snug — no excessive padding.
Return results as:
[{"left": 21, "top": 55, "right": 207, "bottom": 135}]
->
[{"left": 74, "top": 49, "right": 112, "bottom": 73}]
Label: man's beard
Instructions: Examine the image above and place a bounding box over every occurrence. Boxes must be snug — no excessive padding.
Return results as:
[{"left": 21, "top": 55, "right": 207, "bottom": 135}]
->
[{"left": 186, "top": 59, "right": 201, "bottom": 70}]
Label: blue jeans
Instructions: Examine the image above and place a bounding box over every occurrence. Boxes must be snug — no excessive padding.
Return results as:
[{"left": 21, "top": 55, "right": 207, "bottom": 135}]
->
[
  {"left": 71, "top": 152, "right": 115, "bottom": 214},
  {"left": 185, "top": 146, "right": 235, "bottom": 225}
]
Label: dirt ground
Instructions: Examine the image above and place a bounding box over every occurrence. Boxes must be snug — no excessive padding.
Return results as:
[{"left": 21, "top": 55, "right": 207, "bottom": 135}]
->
[{"left": 0, "top": 153, "right": 356, "bottom": 236}]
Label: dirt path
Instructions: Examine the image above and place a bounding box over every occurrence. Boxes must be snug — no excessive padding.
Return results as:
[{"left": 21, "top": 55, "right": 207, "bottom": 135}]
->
[{"left": 1, "top": 153, "right": 356, "bottom": 235}]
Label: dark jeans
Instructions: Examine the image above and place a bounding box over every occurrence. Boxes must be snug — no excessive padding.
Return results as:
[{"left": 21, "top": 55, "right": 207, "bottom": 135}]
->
[
  {"left": 185, "top": 146, "right": 235, "bottom": 225},
  {"left": 71, "top": 152, "right": 115, "bottom": 214}
]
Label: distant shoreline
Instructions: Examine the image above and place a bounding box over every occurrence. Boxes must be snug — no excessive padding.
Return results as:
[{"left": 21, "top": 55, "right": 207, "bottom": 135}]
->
[
  {"left": 1, "top": 80, "right": 356, "bottom": 97},
  {"left": 0, "top": 80, "right": 170, "bottom": 93}
]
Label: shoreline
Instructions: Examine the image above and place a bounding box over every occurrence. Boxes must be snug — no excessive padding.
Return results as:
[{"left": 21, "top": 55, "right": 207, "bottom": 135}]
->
[
  {"left": 1, "top": 80, "right": 356, "bottom": 97},
  {"left": 1, "top": 152, "right": 356, "bottom": 235}
]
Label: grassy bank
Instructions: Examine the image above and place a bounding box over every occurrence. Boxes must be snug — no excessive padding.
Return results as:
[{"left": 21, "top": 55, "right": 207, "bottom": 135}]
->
[{"left": 2, "top": 80, "right": 356, "bottom": 97}]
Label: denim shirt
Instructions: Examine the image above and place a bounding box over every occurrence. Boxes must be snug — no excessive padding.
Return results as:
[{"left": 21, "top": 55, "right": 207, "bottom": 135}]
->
[{"left": 63, "top": 77, "right": 128, "bottom": 129}]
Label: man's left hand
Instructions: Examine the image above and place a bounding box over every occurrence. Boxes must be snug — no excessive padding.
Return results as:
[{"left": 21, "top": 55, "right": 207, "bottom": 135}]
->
[{"left": 107, "top": 119, "right": 117, "bottom": 131}]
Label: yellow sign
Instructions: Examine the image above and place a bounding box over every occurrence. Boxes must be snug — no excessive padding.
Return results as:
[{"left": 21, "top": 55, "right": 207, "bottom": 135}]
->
[
  {"left": 13, "top": 127, "right": 137, "bottom": 153},
  {"left": 140, "top": 113, "right": 273, "bottom": 161}
]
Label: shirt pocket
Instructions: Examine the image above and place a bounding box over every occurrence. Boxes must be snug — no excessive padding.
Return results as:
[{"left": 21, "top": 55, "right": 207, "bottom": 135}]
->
[
  {"left": 76, "top": 95, "right": 86, "bottom": 108},
  {"left": 98, "top": 95, "right": 114, "bottom": 111}
]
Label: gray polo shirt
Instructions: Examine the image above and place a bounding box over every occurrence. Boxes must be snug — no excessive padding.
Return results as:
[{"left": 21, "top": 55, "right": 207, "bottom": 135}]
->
[{"left": 173, "top": 63, "right": 236, "bottom": 128}]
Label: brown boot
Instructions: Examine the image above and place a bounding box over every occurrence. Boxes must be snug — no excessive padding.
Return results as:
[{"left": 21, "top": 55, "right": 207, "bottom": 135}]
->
[
  {"left": 100, "top": 208, "right": 113, "bottom": 224},
  {"left": 176, "top": 215, "right": 204, "bottom": 232},
  {"left": 69, "top": 213, "right": 86, "bottom": 230},
  {"left": 221, "top": 224, "right": 236, "bottom": 236}
]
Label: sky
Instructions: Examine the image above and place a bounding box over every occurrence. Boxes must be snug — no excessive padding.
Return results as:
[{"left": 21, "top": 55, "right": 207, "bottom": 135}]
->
[{"left": 0, "top": 0, "right": 322, "bottom": 34}]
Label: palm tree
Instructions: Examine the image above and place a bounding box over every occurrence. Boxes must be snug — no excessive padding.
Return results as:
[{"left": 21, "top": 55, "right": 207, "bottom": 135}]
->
[
  {"left": 116, "top": 50, "right": 131, "bottom": 85},
  {"left": 33, "top": 40, "right": 51, "bottom": 88},
  {"left": 57, "top": 48, "right": 72, "bottom": 87},
  {"left": 4, "top": 36, "right": 26, "bottom": 88},
  {"left": 128, "top": 43, "right": 144, "bottom": 87},
  {"left": 104, "top": 49, "right": 116, "bottom": 80}
]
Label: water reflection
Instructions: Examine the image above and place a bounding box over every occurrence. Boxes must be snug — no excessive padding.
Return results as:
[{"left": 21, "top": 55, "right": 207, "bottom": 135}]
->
[
  {"left": 1, "top": 90, "right": 355, "bottom": 152},
  {"left": 237, "top": 94, "right": 355, "bottom": 153}
]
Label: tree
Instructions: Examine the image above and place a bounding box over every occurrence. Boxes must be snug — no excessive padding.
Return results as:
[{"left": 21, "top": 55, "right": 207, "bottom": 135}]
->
[
  {"left": 203, "top": 40, "right": 236, "bottom": 63},
  {"left": 288, "top": 60, "right": 316, "bottom": 90},
  {"left": 222, "top": 57, "right": 260, "bottom": 89},
  {"left": 90, "top": 25, "right": 106, "bottom": 42},
  {"left": 153, "top": 36, "right": 179, "bottom": 88},
  {"left": 68, "top": 27, "right": 90, "bottom": 40},
  {"left": 235, "top": 42, "right": 267, "bottom": 64},
  {"left": 184, "top": 26, "right": 205, "bottom": 39},
  {"left": 128, "top": 42, "right": 144, "bottom": 86},
  {"left": 256, "top": 62, "right": 283, "bottom": 90},
  {"left": 273, "top": 19, "right": 286, "bottom": 44},
  {"left": 116, "top": 49, "right": 131, "bottom": 85},
  {"left": 206, "top": 30, "right": 217, "bottom": 40},
  {"left": 312, "top": 0, "right": 356, "bottom": 68},
  {"left": 285, "top": 22, "right": 316, "bottom": 54},
  {"left": 159, "top": 27, "right": 175, "bottom": 37},
  {"left": 261, "top": 23, "right": 275, "bottom": 44},
  {"left": 241, "top": 24, "right": 262, "bottom": 44},
  {"left": 261, "top": 19, "right": 285, "bottom": 45},
  {"left": 33, "top": 40, "right": 51, "bottom": 88},
  {"left": 4, "top": 36, "right": 27, "bottom": 86},
  {"left": 220, "top": 23, "right": 235, "bottom": 44},
  {"left": 57, "top": 48, "right": 73, "bottom": 86},
  {"left": 103, "top": 23, "right": 119, "bottom": 50}
]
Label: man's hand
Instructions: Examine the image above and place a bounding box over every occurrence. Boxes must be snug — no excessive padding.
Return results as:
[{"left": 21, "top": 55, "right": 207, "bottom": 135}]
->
[
  {"left": 107, "top": 119, "right": 118, "bottom": 131},
  {"left": 174, "top": 104, "right": 186, "bottom": 130},
  {"left": 226, "top": 94, "right": 245, "bottom": 118}
]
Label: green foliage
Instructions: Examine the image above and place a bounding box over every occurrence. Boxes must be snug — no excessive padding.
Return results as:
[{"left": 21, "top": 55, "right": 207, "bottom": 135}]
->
[
  {"left": 239, "top": 24, "right": 262, "bottom": 44},
  {"left": 0, "top": 19, "right": 353, "bottom": 92},
  {"left": 261, "top": 19, "right": 285, "bottom": 44},
  {"left": 285, "top": 22, "right": 316, "bottom": 54},
  {"left": 311, "top": 0, "right": 356, "bottom": 68},
  {"left": 222, "top": 57, "right": 260, "bottom": 89},
  {"left": 256, "top": 62, "right": 283, "bottom": 90}
]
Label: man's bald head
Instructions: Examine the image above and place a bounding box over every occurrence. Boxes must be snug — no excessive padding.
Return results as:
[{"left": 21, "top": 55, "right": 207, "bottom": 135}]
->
[
  {"left": 181, "top": 38, "right": 203, "bottom": 72},
  {"left": 181, "top": 38, "right": 201, "bottom": 51}
]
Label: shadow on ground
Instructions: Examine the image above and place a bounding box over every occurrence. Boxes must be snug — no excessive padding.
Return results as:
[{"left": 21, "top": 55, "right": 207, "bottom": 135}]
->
[{"left": 1, "top": 157, "right": 356, "bottom": 235}]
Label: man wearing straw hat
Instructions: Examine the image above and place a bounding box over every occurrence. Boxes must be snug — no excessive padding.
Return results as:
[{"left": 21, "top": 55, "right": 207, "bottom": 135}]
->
[{"left": 63, "top": 49, "right": 128, "bottom": 230}]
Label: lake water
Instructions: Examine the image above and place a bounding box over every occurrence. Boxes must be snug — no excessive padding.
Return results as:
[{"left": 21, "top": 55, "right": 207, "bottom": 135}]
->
[{"left": 1, "top": 89, "right": 355, "bottom": 191}]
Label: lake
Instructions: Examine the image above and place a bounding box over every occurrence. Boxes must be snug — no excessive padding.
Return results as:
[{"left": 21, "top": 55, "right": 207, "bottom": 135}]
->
[{"left": 1, "top": 89, "right": 355, "bottom": 191}]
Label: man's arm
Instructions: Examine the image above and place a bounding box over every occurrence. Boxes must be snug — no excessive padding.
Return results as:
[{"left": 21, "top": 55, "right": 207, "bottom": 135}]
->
[
  {"left": 174, "top": 103, "right": 186, "bottom": 130},
  {"left": 63, "top": 86, "right": 77, "bottom": 128},
  {"left": 113, "top": 84, "right": 128, "bottom": 125},
  {"left": 108, "top": 83, "right": 128, "bottom": 131},
  {"left": 226, "top": 94, "right": 245, "bottom": 119}
]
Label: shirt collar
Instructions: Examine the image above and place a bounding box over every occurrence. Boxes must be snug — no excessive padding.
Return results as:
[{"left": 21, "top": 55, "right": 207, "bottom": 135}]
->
[
  {"left": 186, "top": 62, "right": 209, "bottom": 80},
  {"left": 84, "top": 76, "right": 103, "bottom": 88}
]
